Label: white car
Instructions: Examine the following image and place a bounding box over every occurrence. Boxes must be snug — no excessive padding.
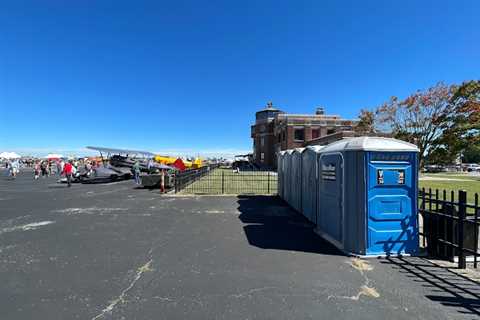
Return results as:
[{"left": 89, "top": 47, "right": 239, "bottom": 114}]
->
[{"left": 465, "top": 164, "right": 480, "bottom": 172}]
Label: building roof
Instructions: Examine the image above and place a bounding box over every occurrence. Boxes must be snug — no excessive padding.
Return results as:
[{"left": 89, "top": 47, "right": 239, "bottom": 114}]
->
[
  {"left": 255, "top": 102, "right": 282, "bottom": 114},
  {"left": 320, "top": 137, "right": 419, "bottom": 153}
]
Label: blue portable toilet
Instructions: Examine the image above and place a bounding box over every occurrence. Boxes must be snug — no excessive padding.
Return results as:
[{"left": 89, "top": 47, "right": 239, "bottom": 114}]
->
[
  {"left": 316, "top": 137, "right": 419, "bottom": 256},
  {"left": 301, "top": 146, "right": 324, "bottom": 224},
  {"left": 291, "top": 148, "right": 305, "bottom": 212}
]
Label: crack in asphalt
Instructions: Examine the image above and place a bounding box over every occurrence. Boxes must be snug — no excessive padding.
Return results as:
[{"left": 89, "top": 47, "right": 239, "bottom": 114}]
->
[
  {"left": 328, "top": 258, "right": 380, "bottom": 301},
  {"left": 91, "top": 259, "right": 154, "bottom": 320}
]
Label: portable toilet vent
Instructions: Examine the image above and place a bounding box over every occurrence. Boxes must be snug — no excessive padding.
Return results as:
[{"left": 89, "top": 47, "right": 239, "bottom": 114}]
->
[{"left": 316, "top": 137, "right": 419, "bottom": 256}]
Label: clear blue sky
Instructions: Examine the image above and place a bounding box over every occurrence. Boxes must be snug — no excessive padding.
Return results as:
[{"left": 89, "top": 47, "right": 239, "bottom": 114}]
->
[{"left": 1, "top": 0, "right": 479, "bottom": 157}]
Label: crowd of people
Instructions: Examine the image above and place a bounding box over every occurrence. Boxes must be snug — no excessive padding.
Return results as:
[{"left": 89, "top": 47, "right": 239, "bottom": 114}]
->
[
  {"left": 3, "top": 158, "right": 168, "bottom": 192},
  {"left": 3, "top": 158, "right": 101, "bottom": 183}
]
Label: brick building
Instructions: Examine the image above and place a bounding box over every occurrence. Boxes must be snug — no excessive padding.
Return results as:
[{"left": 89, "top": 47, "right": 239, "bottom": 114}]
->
[{"left": 251, "top": 102, "right": 358, "bottom": 168}]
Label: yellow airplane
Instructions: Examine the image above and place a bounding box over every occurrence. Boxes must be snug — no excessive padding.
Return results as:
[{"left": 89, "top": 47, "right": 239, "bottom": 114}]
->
[{"left": 154, "top": 155, "right": 203, "bottom": 169}]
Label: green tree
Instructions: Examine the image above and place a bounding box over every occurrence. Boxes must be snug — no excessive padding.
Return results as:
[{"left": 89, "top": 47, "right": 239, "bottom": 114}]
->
[
  {"left": 355, "top": 109, "right": 377, "bottom": 134},
  {"left": 462, "top": 144, "right": 480, "bottom": 164},
  {"left": 435, "top": 80, "right": 480, "bottom": 159},
  {"left": 375, "top": 83, "right": 455, "bottom": 168}
]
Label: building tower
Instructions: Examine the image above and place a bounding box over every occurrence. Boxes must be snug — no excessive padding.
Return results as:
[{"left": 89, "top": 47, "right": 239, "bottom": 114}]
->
[{"left": 250, "top": 102, "right": 283, "bottom": 168}]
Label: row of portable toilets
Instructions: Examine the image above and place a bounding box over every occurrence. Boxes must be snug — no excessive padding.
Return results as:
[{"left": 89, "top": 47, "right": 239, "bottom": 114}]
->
[{"left": 278, "top": 137, "right": 420, "bottom": 257}]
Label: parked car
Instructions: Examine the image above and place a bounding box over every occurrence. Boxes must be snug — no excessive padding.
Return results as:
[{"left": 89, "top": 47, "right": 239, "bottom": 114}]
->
[{"left": 464, "top": 163, "right": 480, "bottom": 172}]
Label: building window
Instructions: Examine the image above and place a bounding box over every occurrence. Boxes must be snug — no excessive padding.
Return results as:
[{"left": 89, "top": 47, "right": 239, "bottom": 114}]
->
[
  {"left": 294, "top": 128, "right": 305, "bottom": 141},
  {"left": 327, "top": 128, "right": 336, "bottom": 135},
  {"left": 261, "top": 152, "right": 265, "bottom": 161},
  {"left": 312, "top": 128, "right": 320, "bottom": 139},
  {"left": 261, "top": 137, "right": 265, "bottom": 147}
]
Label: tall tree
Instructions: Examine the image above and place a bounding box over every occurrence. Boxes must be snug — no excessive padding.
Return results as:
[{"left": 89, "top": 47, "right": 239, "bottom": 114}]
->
[
  {"left": 355, "top": 109, "right": 377, "bottom": 134},
  {"left": 462, "top": 144, "right": 480, "bottom": 164},
  {"left": 375, "top": 83, "right": 455, "bottom": 167},
  {"left": 436, "top": 80, "right": 480, "bottom": 158}
]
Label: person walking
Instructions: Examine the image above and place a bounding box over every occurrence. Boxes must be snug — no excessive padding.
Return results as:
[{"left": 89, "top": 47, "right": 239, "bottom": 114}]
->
[
  {"left": 133, "top": 160, "right": 141, "bottom": 185},
  {"left": 46, "top": 161, "right": 51, "bottom": 176},
  {"left": 40, "top": 161, "right": 47, "bottom": 178},
  {"left": 34, "top": 161, "right": 40, "bottom": 180},
  {"left": 10, "top": 159, "right": 19, "bottom": 179},
  {"left": 62, "top": 160, "right": 73, "bottom": 187}
]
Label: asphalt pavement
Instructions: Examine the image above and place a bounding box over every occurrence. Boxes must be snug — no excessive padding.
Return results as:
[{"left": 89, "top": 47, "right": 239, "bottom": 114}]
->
[{"left": 0, "top": 170, "right": 479, "bottom": 319}]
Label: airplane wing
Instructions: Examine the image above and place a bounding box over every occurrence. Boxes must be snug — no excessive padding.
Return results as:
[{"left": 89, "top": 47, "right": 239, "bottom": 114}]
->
[{"left": 86, "top": 146, "right": 155, "bottom": 157}]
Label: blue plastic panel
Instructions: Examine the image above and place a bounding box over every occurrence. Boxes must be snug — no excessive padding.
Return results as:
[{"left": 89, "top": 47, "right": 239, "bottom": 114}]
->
[{"left": 366, "top": 152, "right": 418, "bottom": 255}]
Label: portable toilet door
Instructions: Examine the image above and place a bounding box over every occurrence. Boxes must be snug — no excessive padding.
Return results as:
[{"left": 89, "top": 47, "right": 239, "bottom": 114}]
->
[
  {"left": 291, "top": 148, "right": 305, "bottom": 212},
  {"left": 365, "top": 147, "right": 419, "bottom": 256},
  {"left": 301, "top": 146, "right": 323, "bottom": 224},
  {"left": 317, "top": 152, "right": 344, "bottom": 248}
]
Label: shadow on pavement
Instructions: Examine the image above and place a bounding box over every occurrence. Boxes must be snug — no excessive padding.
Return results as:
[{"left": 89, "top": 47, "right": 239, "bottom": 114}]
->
[
  {"left": 381, "top": 257, "right": 480, "bottom": 317},
  {"left": 237, "top": 195, "right": 343, "bottom": 256}
]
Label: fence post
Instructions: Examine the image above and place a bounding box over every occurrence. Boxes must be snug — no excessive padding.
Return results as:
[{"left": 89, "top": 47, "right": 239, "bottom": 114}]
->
[
  {"left": 421, "top": 188, "right": 426, "bottom": 248},
  {"left": 458, "top": 190, "right": 467, "bottom": 269},
  {"left": 175, "top": 174, "right": 178, "bottom": 193},
  {"left": 267, "top": 172, "right": 270, "bottom": 194},
  {"left": 221, "top": 170, "right": 225, "bottom": 194}
]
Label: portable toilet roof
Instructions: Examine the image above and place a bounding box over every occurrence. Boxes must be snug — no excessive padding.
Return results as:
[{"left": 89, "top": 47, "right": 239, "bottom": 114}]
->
[
  {"left": 320, "top": 137, "right": 419, "bottom": 153},
  {"left": 293, "top": 147, "right": 305, "bottom": 153},
  {"left": 305, "top": 145, "right": 324, "bottom": 152}
]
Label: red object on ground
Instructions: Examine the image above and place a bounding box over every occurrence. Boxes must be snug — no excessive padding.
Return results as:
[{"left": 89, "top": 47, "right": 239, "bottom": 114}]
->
[
  {"left": 63, "top": 163, "right": 73, "bottom": 175},
  {"left": 172, "top": 158, "right": 186, "bottom": 171}
]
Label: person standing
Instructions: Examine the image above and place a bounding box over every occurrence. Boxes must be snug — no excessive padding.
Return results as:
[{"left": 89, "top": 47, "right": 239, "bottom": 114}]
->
[
  {"left": 62, "top": 160, "right": 73, "bottom": 187},
  {"left": 160, "top": 169, "right": 165, "bottom": 193},
  {"left": 147, "top": 158, "right": 153, "bottom": 172},
  {"left": 133, "top": 160, "right": 141, "bottom": 185},
  {"left": 5, "top": 161, "right": 11, "bottom": 177},
  {"left": 41, "top": 161, "right": 48, "bottom": 178},
  {"left": 56, "top": 161, "right": 62, "bottom": 176}
]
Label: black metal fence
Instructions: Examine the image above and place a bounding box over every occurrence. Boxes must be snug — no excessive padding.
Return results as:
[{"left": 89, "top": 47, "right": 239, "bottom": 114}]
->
[
  {"left": 419, "top": 188, "right": 479, "bottom": 269},
  {"left": 175, "top": 166, "right": 277, "bottom": 195},
  {"left": 174, "top": 164, "right": 220, "bottom": 192}
]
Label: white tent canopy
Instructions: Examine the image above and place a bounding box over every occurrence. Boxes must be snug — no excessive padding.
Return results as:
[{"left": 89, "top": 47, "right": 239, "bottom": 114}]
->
[
  {"left": 0, "top": 152, "right": 21, "bottom": 159},
  {"left": 46, "top": 154, "right": 64, "bottom": 159}
]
